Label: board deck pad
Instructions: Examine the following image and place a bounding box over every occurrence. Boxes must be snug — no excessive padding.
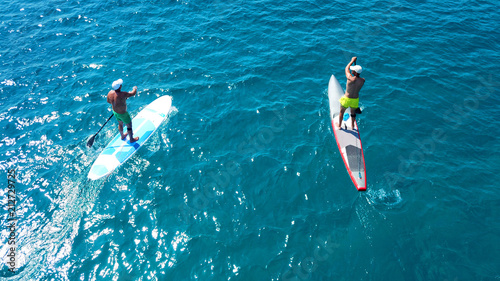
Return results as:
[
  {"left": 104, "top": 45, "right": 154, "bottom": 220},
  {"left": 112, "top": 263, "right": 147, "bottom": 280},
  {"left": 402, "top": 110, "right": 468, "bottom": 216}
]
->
[
  {"left": 345, "top": 145, "right": 363, "bottom": 173},
  {"left": 88, "top": 95, "right": 172, "bottom": 180},
  {"left": 328, "top": 75, "right": 367, "bottom": 191}
]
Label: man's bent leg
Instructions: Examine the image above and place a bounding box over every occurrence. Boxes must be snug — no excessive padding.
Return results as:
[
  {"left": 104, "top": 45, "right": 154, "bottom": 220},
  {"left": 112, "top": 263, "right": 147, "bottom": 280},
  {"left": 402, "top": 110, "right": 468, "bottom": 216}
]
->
[
  {"left": 126, "top": 123, "right": 139, "bottom": 143},
  {"left": 118, "top": 121, "right": 128, "bottom": 140},
  {"left": 350, "top": 107, "right": 357, "bottom": 129},
  {"left": 338, "top": 106, "right": 347, "bottom": 129}
]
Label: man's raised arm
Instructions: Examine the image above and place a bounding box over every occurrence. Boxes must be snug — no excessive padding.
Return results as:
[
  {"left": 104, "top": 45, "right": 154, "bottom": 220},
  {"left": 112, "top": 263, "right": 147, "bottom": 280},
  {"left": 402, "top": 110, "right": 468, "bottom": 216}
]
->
[
  {"left": 345, "top": 57, "right": 357, "bottom": 80},
  {"left": 127, "top": 86, "right": 138, "bottom": 97}
]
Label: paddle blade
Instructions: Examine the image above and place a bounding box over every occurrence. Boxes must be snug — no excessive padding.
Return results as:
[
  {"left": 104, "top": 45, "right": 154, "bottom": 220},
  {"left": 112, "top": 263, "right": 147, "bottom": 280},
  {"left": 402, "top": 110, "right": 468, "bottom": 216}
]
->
[{"left": 87, "top": 135, "right": 96, "bottom": 147}]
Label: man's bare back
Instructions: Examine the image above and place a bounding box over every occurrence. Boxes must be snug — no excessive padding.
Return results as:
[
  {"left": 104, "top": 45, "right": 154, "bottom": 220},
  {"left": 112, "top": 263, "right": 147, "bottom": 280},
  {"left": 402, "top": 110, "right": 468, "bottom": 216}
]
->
[
  {"left": 346, "top": 76, "right": 365, "bottom": 99},
  {"left": 107, "top": 89, "right": 136, "bottom": 114},
  {"left": 345, "top": 58, "right": 365, "bottom": 99}
]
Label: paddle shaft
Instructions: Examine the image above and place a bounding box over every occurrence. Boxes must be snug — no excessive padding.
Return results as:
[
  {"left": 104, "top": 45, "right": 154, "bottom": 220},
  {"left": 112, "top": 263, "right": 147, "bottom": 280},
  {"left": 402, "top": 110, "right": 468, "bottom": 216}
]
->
[
  {"left": 355, "top": 59, "right": 362, "bottom": 179},
  {"left": 95, "top": 114, "right": 114, "bottom": 135},
  {"left": 87, "top": 114, "right": 114, "bottom": 147},
  {"left": 351, "top": 58, "right": 362, "bottom": 179}
]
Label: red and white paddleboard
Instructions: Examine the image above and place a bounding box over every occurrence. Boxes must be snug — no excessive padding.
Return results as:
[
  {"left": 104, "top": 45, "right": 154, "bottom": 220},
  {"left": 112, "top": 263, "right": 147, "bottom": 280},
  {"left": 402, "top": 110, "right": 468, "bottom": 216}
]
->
[{"left": 328, "top": 75, "right": 367, "bottom": 191}]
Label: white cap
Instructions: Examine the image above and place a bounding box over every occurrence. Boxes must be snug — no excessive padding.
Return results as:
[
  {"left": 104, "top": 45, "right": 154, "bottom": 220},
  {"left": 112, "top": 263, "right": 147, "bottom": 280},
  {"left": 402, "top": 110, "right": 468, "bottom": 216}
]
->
[
  {"left": 112, "top": 79, "right": 123, "bottom": 90},
  {"left": 350, "top": 65, "right": 363, "bottom": 74}
]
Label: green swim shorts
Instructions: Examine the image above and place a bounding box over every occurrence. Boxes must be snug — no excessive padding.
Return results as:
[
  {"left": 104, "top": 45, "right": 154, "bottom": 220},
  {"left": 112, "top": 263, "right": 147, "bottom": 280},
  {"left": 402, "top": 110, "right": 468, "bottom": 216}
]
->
[
  {"left": 113, "top": 111, "right": 132, "bottom": 124},
  {"left": 339, "top": 96, "right": 359, "bottom": 109}
]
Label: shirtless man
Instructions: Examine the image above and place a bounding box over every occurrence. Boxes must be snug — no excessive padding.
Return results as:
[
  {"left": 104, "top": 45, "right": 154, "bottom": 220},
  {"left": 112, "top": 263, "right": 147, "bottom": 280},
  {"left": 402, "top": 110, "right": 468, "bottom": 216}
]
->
[
  {"left": 338, "top": 57, "right": 365, "bottom": 130},
  {"left": 107, "top": 79, "right": 139, "bottom": 142}
]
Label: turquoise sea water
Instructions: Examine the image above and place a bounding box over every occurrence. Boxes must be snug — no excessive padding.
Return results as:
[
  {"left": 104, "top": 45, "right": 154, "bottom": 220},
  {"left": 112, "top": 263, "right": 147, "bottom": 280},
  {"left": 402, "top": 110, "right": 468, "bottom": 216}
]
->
[{"left": 1, "top": 0, "right": 499, "bottom": 280}]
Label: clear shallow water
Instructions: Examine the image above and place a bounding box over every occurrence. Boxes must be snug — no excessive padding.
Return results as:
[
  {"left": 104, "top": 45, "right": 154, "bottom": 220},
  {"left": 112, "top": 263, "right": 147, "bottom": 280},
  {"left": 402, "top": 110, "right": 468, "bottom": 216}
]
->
[{"left": 1, "top": 0, "right": 499, "bottom": 280}]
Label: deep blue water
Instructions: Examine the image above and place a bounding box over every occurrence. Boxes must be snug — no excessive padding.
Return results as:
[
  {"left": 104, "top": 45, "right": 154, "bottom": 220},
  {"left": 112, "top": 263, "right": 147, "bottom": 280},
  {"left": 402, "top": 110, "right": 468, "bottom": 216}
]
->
[{"left": 1, "top": 0, "right": 499, "bottom": 280}]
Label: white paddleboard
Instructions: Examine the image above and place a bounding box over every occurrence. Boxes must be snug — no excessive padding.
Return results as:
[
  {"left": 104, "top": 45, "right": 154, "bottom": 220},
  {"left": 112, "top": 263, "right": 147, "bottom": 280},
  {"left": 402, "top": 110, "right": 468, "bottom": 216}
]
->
[
  {"left": 328, "top": 75, "right": 367, "bottom": 191},
  {"left": 88, "top": 95, "right": 172, "bottom": 180}
]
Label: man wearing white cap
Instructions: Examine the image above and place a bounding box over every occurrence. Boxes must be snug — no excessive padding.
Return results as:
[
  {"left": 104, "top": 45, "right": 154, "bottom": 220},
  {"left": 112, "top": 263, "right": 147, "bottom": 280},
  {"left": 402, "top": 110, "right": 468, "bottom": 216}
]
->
[
  {"left": 338, "top": 57, "right": 365, "bottom": 130},
  {"left": 107, "top": 79, "right": 139, "bottom": 142}
]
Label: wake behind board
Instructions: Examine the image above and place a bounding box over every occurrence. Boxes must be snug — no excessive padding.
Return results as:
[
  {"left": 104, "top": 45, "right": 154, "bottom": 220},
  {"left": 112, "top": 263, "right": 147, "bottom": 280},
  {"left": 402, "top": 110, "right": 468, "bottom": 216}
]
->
[
  {"left": 88, "top": 95, "right": 172, "bottom": 180},
  {"left": 328, "top": 75, "right": 367, "bottom": 191}
]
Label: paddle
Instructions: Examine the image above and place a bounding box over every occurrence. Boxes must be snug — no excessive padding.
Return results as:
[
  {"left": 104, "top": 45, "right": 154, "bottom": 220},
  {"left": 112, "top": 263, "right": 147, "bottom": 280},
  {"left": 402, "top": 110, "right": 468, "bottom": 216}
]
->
[
  {"left": 87, "top": 114, "right": 114, "bottom": 147},
  {"left": 353, "top": 59, "right": 364, "bottom": 181},
  {"left": 352, "top": 59, "right": 363, "bottom": 115}
]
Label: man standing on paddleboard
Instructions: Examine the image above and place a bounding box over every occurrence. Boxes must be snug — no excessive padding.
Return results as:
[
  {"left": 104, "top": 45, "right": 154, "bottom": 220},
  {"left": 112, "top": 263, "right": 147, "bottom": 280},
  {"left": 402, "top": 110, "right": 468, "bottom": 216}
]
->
[
  {"left": 107, "top": 79, "right": 139, "bottom": 142},
  {"left": 338, "top": 57, "right": 364, "bottom": 130}
]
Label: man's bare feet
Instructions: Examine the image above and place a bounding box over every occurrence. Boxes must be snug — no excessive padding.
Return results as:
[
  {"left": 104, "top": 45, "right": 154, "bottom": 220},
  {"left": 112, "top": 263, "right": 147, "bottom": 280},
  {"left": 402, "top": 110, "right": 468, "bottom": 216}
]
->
[
  {"left": 121, "top": 132, "right": 128, "bottom": 140},
  {"left": 334, "top": 120, "right": 342, "bottom": 130},
  {"left": 130, "top": 136, "right": 139, "bottom": 143}
]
